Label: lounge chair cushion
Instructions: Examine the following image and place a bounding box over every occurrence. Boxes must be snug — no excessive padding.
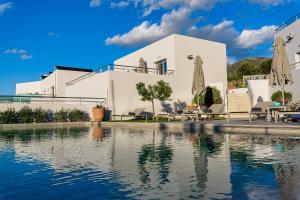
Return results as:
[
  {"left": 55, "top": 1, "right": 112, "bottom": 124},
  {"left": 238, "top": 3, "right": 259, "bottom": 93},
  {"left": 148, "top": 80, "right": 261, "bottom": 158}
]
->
[
  {"left": 251, "top": 101, "right": 273, "bottom": 113},
  {"left": 205, "top": 104, "right": 226, "bottom": 114}
]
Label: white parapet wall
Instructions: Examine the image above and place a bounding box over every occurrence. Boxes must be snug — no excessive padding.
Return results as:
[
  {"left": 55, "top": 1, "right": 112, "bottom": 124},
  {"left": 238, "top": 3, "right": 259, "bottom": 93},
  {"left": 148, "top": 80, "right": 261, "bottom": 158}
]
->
[{"left": 247, "top": 80, "right": 271, "bottom": 106}]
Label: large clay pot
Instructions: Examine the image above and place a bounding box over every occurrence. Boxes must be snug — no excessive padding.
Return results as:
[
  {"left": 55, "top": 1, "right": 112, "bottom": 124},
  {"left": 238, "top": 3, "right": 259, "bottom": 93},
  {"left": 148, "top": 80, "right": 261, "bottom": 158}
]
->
[{"left": 92, "top": 108, "right": 105, "bottom": 122}]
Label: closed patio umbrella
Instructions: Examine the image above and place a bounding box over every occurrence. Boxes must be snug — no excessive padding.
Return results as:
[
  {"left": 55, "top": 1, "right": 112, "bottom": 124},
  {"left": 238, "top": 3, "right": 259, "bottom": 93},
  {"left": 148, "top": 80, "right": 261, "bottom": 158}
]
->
[
  {"left": 192, "top": 55, "right": 205, "bottom": 107},
  {"left": 269, "top": 37, "right": 294, "bottom": 105},
  {"left": 138, "top": 57, "right": 147, "bottom": 73}
]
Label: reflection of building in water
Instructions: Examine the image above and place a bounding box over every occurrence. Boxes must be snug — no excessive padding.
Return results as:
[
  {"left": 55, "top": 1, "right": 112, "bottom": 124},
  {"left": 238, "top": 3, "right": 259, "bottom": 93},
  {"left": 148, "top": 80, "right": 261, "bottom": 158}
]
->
[
  {"left": 7, "top": 127, "right": 300, "bottom": 199},
  {"left": 273, "top": 145, "right": 300, "bottom": 199},
  {"left": 11, "top": 127, "right": 233, "bottom": 199},
  {"left": 13, "top": 127, "right": 114, "bottom": 172},
  {"left": 226, "top": 135, "right": 300, "bottom": 199}
]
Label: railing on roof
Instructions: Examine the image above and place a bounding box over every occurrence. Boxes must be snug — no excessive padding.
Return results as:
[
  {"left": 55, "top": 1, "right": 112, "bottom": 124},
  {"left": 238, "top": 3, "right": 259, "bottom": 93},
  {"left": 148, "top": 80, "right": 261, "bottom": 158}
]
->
[
  {"left": 0, "top": 95, "right": 106, "bottom": 105},
  {"left": 243, "top": 74, "right": 269, "bottom": 84},
  {"left": 66, "top": 64, "right": 175, "bottom": 86},
  {"left": 275, "top": 12, "right": 300, "bottom": 32}
]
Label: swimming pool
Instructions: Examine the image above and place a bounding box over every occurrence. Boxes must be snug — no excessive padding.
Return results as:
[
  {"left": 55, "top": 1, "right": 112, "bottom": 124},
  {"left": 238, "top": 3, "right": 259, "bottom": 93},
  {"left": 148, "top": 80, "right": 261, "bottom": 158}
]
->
[{"left": 0, "top": 126, "right": 299, "bottom": 199}]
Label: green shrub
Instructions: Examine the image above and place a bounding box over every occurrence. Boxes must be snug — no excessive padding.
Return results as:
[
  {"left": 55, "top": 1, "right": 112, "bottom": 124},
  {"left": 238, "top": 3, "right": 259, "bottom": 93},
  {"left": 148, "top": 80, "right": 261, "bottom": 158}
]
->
[
  {"left": 68, "top": 109, "right": 89, "bottom": 122},
  {"left": 271, "top": 91, "right": 292, "bottom": 103},
  {"left": 193, "top": 86, "right": 223, "bottom": 108},
  {"left": 0, "top": 108, "right": 19, "bottom": 124},
  {"left": 18, "top": 106, "right": 34, "bottom": 123},
  {"left": 34, "top": 108, "right": 49, "bottom": 123},
  {"left": 54, "top": 109, "right": 69, "bottom": 122}
]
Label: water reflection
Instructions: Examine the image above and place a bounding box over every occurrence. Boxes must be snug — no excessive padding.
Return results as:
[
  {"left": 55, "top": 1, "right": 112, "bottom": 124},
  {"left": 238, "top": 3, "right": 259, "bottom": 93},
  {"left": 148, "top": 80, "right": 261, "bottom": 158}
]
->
[
  {"left": 1, "top": 127, "right": 300, "bottom": 199},
  {"left": 138, "top": 131, "right": 173, "bottom": 184}
]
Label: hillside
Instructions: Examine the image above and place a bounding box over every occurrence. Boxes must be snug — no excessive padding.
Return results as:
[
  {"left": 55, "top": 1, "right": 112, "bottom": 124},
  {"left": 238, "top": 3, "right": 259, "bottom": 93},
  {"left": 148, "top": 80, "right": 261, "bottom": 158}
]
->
[{"left": 227, "top": 57, "right": 272, "bottom": 88}]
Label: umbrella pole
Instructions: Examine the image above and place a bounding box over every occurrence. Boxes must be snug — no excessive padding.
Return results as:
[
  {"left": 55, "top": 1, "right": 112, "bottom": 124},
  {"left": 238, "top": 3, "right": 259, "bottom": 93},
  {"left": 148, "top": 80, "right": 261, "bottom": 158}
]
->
[{"left": 281, "top": 85, "right": 285, "bottom": 106}]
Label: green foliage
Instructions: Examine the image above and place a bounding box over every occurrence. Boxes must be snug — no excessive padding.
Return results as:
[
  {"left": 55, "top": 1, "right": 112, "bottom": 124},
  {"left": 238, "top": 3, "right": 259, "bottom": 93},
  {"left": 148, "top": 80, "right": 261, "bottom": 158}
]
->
[
  {"left": 33, "top": 108, "right": 49, "bottom": 123},
  {"left": 136, "top": 82, "right": 155, "bottom": 102},
  {"left": 271, "top": 91, "right": 293, "bottom": 103},
  {"left": 0, "top": 108, "right": 18, "bottom": 124},
  {"left": 228, "top": 58, "right": 272, "bottom": 88},
  {"left": 193, "top": 87, "right": 223, "bottom": 107},
  {"left": 68, "top": 109, "right": 89, "bottom": 122},
  {"left": 136, "top": 80, "right": 173, "bottom": 116},
  {"left": 153, "top": 80, "right": 173, "bottom": 101},
  {"left": 0, "top": 107, "right": 89, "bottom": 124},
  {"left": 204, "top": 87, "right": 214, "bottom": 108},
  {"left": 18, "top": 106, "right": 34, "bottom": 123},
  {"left": 94, "top": 104, "right": 104, "bottom": 109},
  {"left": 54, "top": 109, "right": 69, "bottom": 122},
  {"left": 136, "top": 80, "right": 172, "bottom": 102}
]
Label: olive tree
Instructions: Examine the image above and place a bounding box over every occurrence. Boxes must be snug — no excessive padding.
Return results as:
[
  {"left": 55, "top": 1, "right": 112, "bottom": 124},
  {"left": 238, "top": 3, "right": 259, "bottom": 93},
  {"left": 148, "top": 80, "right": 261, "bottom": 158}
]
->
[{"left": 136, "top": 80, "right": 172, "bottom": 118}]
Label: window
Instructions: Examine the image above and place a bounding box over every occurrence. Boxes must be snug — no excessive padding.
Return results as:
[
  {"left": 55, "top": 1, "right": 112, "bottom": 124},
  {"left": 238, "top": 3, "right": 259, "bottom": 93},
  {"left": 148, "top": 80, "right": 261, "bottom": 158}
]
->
[{"left": 155, "top": 59, "right": 167, "bottom": 75}]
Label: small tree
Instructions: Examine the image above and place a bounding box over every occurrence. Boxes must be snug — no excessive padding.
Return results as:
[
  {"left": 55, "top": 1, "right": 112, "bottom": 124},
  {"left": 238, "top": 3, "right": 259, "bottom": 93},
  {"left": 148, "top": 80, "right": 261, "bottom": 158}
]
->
[{"left": 136, "top": 80, "right": 172, "bottom": 118}]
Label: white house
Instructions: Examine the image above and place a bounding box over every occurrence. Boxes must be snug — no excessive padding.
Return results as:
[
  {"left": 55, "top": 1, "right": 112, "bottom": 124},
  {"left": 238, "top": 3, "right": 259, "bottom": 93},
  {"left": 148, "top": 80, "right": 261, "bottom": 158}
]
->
[
  {"left": 16, "top": 34, "right": 228, "bottom": 115},
  {"left": 242, "top": 13, "right": 300, "bottom": 105},
  {"left": 16, "top": 66, "right": 93, "bottom": 97},
  {"left": 275, "top": 14, "right": 300, "bottom": 101}
]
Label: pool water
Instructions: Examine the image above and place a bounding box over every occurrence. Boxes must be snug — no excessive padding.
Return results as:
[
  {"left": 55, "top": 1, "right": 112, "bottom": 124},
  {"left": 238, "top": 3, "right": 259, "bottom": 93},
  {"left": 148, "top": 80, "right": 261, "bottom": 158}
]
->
[{"left": 0, "top": 126, "right": 300, "bottom": 200}]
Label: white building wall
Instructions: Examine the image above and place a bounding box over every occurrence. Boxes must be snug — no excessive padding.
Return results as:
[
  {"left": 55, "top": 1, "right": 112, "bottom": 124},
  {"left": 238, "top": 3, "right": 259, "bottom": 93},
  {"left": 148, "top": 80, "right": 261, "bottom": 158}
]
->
[
  {"left": 275, "top": 19, "right": 300, "bottom": 101},
  {"left": 174, "top": 35, "right": 227, "bottom": 104},
  {"left": 65, "top": 72, "right": 109, "bottom": 99},
  {"left": 111, "top": 34, "right": 227, "bottom": 112},
  {"left": 114, "top": 35, "right": 176, "bottom": 71},
  {"left": 41, "top": 72, "right": 57, "bottom": 96},
  {"left": 109, "top": 71, "right": 175, "bottom": 115},
  {"left": 16, "top": 81, "right": 42, "bottom": 95}
]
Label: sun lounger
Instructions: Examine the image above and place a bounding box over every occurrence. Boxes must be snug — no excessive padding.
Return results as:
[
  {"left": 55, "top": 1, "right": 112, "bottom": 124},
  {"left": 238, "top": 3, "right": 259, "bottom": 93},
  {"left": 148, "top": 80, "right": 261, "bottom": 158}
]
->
[
  {"left": 111, "top": 108, "right": 147, "bottom": 121},
  {"left": 249, "top": 101, "right": 273, "bottom": 122},
  {"left": 199, "top": 104, "right": 227, "bottom": 119},
  {"left": 227, "top": 93, "right": 251, "bottom": 123}
]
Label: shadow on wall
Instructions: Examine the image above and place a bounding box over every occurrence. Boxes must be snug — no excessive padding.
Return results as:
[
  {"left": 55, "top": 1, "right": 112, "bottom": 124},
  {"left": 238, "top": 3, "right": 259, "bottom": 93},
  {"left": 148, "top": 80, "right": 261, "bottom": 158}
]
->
[{"left": 160, "top": 100, "right": 187, "bottom": 114}]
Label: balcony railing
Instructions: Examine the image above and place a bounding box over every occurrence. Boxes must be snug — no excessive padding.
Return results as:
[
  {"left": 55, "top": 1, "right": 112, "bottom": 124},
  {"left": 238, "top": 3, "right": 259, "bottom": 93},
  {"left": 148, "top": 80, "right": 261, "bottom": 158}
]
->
[
  {"left": 275, "top": 12, "right": 300, "bottom": 32},
  {"left": 0, "top": 95, "right": 106, "bottom": 105},
  {"left": 67, "top": 64, "right": 175, "bottom": 86},
  {"left": 243, "top": 74, "right": 269, "bottom": 84}
]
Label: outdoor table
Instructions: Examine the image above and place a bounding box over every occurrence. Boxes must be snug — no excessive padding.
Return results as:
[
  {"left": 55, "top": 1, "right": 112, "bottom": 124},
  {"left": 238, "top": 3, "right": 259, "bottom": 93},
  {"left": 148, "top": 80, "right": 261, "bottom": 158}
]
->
[{"left": 267, "top": 106, "right": 287, "bottom": 122}]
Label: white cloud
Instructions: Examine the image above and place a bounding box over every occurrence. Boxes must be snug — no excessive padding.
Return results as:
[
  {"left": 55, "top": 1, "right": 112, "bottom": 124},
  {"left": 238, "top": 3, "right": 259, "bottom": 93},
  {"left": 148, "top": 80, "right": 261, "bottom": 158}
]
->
[
  {"left": 48, "top": 32, "right": 60, "bottom": 37},
  {"left": 188, "top": 20, "right": 239, "bottom": 48},
  {"left": 110, "top": 1, "right": 130, "bottom": 8},
  {"left": 4, "top": 49, "right": 27, "bottom": 54},
  {"left": 20, "top": 54, "right": 33, "bottom": 60},
  {"left": 4, "top": 48, "right": 33, "bottom": 60},
  {"left": 105, "top": 8, "right": 193, "bottom": 47},
  {"left": 248, "top": 0, "right": 290, "bottom": 6},
  {"left": 236, "top": 25, "right": 277, "bottom": 48},
  {"left": 134, "top": 0, "right": 224, "bottom": 16},
  {"left": 90, "top": 0, "right": 101, "bottom": 7},
  {"left": 0, "top": 2, "right": 13, "bottom": 15}
]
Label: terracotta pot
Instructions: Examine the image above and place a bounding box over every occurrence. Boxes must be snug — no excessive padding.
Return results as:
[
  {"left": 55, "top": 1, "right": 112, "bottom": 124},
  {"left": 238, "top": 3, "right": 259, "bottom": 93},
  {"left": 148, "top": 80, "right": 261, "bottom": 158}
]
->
[
  {"left": 92, "top": 108, "right": 105, "bottom": 122},
  {"left": 93, "top": 127, "right": 104, "bottom": 141}
]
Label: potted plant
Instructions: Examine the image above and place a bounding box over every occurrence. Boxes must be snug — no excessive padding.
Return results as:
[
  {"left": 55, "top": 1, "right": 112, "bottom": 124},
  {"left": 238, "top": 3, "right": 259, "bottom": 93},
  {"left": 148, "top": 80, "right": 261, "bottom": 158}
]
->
[
  {"left": 92, "top": 104, "right": 105, "bottom": 122},
  {"left": 271, "top": 91, "right": 292, "bottom": 105}
]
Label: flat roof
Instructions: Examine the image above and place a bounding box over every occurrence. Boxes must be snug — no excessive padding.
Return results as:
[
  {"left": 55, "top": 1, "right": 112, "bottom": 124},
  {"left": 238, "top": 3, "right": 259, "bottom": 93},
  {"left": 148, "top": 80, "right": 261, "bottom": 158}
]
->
[{"left": 55, "top": 66, "right": 93, "bottom": 72}]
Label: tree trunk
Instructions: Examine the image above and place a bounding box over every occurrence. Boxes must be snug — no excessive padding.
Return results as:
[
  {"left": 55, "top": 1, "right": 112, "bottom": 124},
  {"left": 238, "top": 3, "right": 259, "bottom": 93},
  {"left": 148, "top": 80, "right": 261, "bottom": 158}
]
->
[{"left": 151, "top": 99, "right": 155, "bottom": 120}]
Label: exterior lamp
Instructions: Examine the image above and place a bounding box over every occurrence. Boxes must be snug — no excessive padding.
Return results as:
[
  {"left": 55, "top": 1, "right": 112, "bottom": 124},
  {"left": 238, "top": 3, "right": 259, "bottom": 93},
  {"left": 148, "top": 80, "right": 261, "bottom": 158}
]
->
[{"left": 187, "top": 55, "right": 194, "bottom": 60}]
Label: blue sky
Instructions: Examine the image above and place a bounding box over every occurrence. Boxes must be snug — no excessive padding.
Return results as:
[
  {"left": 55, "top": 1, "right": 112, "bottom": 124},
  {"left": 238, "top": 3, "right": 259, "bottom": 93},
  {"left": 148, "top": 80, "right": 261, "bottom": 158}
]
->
[{"left": 0, "top": 0, "right": 299, "bottom": 94}]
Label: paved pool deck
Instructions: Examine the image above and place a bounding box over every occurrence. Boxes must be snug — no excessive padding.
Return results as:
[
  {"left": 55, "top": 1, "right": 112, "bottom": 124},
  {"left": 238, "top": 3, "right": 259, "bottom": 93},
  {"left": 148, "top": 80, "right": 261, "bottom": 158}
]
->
[
  {"left": 101, "top": 120, "right": 300, "bottom": 136},
  {"left": 0, "top": 120, "right": 299, "bottom": 136}
]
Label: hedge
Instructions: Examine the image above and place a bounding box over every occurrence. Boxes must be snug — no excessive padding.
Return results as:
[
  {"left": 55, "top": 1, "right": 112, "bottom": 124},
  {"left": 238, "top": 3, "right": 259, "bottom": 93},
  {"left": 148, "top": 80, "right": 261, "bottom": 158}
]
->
[{"left": 0, "top": 107, "right": 90, "bottom": 124}]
